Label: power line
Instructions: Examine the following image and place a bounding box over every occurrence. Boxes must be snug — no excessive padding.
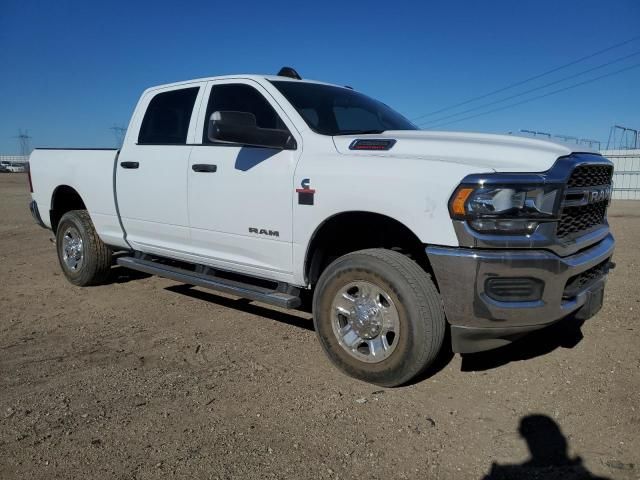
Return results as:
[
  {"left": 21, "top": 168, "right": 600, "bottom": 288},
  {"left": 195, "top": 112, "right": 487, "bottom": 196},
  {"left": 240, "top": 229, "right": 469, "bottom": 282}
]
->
[
  {"left": 426, "top": 62, "right": 640, "bottom": 130},
  {"left": 418, "top": 49, "right": 640, "bottom": 127},
  {"left": 411, "top": 34, "right": 640, "bottom": 122}
]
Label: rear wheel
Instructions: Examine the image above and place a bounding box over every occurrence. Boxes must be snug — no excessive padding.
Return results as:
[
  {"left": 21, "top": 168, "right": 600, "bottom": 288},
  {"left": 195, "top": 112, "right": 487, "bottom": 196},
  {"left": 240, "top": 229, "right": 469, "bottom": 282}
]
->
[
  {"left": 313, "top": 248, "right": 445, "bottom": 387},
  {"left": 56, "top": 210, "right": 112, "bottom": 286}
]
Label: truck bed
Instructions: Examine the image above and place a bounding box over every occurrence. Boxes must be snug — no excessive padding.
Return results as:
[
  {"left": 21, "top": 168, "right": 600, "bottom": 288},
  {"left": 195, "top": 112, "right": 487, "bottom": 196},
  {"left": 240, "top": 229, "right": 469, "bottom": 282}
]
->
[{"left": 29, "top": 148, "right": 127, "bottom": 248}]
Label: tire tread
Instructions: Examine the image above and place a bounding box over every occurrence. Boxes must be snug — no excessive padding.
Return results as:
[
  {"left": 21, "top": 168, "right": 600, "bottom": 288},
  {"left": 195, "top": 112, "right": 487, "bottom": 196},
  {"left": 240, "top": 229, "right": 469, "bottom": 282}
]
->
[
  {"left": 353, "top": 249, "right": 445, "bottom": 382},
  {"left": 57, "top": 210, "right": 112, "bottom": 286},
  {"left": 313, "top": 248, "right": 446, "bottom": 386}
]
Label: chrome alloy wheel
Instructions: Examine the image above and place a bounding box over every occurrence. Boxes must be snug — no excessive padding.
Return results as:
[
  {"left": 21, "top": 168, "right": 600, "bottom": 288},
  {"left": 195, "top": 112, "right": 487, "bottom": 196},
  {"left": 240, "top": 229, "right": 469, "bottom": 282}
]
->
[
  {"left": 330, "top": 281, "right": 400, "bottom": 363},
  {"left": 61, "top": 226, "right": 84, "bottom": 272}
]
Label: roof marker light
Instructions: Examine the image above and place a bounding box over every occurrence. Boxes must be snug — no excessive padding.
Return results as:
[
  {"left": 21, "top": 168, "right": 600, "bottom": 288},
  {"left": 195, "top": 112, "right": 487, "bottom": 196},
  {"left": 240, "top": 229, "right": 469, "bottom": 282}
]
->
[{"left": 277, "top": 67, "right": 301, "bottom": 80}]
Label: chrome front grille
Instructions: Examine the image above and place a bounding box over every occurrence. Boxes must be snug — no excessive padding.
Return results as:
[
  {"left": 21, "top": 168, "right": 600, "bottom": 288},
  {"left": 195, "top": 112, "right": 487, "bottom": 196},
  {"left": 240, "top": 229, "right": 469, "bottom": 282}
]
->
[{"left": 557, "top": 164, "right": 613, "bottom": 239}]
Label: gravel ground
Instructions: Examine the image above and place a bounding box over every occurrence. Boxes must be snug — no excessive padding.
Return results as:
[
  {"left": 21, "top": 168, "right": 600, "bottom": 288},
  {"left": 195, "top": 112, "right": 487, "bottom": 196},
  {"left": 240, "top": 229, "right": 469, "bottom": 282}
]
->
[{"left": 0, "top": 173, "right": 638, "bottom": 479}]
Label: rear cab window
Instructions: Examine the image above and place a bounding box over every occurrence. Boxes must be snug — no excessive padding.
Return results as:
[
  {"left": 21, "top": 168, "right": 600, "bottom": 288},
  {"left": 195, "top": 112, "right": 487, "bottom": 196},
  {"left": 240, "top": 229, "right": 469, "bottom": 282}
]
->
[{"left": 138, "top": 87, "right": 200, "bottom": 144}]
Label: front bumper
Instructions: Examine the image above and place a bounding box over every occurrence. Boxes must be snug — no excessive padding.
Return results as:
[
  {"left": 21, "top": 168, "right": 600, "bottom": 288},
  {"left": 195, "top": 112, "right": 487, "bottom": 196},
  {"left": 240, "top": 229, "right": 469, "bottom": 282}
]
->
[{"left": 426, "top": 234, "right": 615, "bottom": 353}]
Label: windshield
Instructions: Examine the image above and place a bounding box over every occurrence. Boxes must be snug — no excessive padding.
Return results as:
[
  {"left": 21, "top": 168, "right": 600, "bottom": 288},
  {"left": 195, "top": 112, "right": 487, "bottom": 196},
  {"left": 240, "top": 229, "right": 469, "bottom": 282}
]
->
[{"left": 271, "top": 81, "right": 417, "bottom": 136}]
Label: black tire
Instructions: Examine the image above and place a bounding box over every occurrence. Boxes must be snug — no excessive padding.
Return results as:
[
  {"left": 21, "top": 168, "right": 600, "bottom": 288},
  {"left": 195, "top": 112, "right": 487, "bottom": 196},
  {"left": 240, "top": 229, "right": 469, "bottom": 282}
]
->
[
  {"left": 313, "top": 248, "right": 445, "bottom": 387},
  {"left": 56, "top": 210, "right": 112, "bottom": 286}
]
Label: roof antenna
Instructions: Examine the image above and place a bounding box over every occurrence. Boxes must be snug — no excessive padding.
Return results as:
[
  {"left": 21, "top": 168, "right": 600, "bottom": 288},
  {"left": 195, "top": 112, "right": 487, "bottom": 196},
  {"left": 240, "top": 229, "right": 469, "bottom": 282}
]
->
[{"left": 277, "top": 66, "right": 302, "bottom": 80}]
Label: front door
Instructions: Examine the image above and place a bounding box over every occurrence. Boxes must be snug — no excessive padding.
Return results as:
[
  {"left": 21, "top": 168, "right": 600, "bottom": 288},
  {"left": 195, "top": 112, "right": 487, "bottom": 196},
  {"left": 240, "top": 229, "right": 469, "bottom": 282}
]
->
[{"left": 187, "top": 80, "right": 300, "bottom": 282}]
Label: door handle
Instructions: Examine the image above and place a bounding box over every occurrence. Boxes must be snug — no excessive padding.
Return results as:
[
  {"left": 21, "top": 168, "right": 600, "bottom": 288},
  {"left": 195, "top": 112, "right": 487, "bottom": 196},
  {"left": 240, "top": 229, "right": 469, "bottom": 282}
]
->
[
  {"left": 120, "top": 161, "right": 139, "bottom": 169},
  {"left": 192, "top": 164, "right": 217, "bottom": 173}
]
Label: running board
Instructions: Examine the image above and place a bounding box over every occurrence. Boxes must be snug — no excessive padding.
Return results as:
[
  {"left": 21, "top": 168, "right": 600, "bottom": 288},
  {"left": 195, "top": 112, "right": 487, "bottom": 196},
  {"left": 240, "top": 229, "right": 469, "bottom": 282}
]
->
[{"left": 117, "top": 256, "right": 301, "bottom": 309}]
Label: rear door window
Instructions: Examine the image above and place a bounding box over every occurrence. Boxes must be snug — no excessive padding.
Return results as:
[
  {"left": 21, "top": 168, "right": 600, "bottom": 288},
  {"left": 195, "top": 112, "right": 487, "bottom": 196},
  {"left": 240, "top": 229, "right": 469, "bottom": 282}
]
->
[{"left": 138, "top": 87, "right": 199, "bottom": 144}]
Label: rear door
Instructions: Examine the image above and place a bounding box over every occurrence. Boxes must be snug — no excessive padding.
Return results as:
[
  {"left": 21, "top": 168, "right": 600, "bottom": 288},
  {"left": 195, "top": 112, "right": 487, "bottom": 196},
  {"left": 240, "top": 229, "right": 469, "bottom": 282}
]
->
[
  {"left": 187, "top": 79, "right": 301, "bottom": 282},
  {"left": 116, "top": 84, "right": 204, "bottom": 256}
]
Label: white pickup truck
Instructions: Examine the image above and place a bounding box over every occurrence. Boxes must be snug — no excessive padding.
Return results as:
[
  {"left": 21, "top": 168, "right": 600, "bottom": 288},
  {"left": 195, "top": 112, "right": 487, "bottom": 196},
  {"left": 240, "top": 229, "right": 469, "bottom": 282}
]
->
[{"left": 28, "top": 67, "right": 615, "bottom": 386}]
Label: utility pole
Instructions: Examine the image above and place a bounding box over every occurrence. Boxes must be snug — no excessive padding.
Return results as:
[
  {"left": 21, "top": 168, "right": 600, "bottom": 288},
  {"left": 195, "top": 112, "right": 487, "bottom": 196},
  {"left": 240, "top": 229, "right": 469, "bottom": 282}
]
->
[{"left": 15, "top": 129, "right": 32, "bottom": 156}]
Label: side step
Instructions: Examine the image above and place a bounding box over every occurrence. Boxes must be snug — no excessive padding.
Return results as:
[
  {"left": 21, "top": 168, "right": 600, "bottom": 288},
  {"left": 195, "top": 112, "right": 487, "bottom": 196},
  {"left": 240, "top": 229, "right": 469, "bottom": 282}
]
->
[{"left": 117, "top": 256, "right": 301, "bottom": 309}]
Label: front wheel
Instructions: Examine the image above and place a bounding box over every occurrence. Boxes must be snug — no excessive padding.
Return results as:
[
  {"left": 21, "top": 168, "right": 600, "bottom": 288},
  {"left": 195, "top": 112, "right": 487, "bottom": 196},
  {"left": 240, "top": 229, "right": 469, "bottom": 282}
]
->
[
  {"left": 56, "top": 210, "right": 112, "bottom": 286},
  {"left": 313, "top": 249, "right": 445, "bottom": 387}
]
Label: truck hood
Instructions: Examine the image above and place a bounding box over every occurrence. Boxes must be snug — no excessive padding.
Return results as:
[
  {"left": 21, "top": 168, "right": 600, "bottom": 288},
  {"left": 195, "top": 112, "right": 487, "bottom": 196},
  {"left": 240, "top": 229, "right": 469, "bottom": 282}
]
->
[{"left": 332, "top": 130, "right": 592, "bottom": 173}]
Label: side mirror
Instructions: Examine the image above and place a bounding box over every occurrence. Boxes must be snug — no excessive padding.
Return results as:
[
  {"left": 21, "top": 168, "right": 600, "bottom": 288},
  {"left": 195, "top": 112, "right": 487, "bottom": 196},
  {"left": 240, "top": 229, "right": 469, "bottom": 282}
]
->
[{"left": 207, "top": 111, "right": 296, "bottom": 150}]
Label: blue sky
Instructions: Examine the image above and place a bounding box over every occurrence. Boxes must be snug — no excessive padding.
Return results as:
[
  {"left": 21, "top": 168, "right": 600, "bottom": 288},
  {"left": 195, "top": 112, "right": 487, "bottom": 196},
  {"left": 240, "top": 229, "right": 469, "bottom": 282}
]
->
[{"left": 1, "top": 0, "right": 638, "bottom": 153}]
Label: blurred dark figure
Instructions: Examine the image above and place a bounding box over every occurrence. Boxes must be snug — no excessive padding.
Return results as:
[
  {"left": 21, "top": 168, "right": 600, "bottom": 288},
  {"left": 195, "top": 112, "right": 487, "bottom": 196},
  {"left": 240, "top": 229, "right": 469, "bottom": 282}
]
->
[{"left": 483, "top": 415, "right": 610, "bottom": 480}]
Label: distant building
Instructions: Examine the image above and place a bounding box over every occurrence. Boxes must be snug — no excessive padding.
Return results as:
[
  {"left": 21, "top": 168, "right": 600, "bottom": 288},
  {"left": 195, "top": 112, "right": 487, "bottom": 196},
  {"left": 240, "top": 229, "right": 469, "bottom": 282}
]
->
[
  {"left": 0, "top": 155, "right": 28, "bottom": 163},
  {"left": 0, "top": 155, "right": 29, "bottom": 173}
]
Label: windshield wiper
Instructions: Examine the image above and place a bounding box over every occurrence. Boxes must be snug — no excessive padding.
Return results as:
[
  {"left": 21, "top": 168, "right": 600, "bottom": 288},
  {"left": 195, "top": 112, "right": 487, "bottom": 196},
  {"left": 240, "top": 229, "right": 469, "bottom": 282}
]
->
[{"left": 334, "top": 129, "right": 386, "bottom": 136}]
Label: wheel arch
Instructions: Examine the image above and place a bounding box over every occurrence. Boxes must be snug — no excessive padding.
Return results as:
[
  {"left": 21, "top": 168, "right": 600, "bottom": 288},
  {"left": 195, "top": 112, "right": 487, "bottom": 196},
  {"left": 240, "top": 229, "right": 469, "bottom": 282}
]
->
[
  {"left": 50, "top": 185, "right": 87, "bottom": 233},
  {"left": 303, "top": 210, "right": 432, "bottom": 286}
]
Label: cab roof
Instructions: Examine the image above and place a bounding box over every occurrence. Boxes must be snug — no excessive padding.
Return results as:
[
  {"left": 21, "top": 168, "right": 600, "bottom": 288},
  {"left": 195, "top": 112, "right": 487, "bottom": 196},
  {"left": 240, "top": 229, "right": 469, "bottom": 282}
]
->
[{"left": 144, "top": 74, "right": 345, "bottom": 94}]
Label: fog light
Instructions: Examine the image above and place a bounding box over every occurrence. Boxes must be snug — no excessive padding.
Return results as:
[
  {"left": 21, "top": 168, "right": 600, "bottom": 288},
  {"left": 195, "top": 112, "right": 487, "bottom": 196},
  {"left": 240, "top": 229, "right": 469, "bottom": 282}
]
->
[
  {"left": 470, "top": 219, "right": 539, "bottom": 234},
  {"left": 485, "top": 277, "right": 544, "bottom": 302}
]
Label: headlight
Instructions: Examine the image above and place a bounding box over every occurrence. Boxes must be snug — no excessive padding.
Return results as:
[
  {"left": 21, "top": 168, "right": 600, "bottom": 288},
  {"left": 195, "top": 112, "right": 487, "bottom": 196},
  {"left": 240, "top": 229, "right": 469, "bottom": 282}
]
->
[{"left": 449, "top": 185, "right": 560, "bottom": 234}]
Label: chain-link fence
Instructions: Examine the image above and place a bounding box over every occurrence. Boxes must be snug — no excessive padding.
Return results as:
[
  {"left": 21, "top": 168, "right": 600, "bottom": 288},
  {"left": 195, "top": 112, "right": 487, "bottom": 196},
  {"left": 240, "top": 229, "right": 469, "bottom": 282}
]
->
[{"left": 601, "top": 149, "right": 640, "bottom": 200}]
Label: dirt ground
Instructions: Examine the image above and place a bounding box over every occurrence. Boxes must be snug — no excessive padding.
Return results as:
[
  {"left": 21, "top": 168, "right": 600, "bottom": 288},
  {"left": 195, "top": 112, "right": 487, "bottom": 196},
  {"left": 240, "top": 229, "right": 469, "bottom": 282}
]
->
[{"left": 0, "top": 173, "right": 638, "bottom": 480}]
